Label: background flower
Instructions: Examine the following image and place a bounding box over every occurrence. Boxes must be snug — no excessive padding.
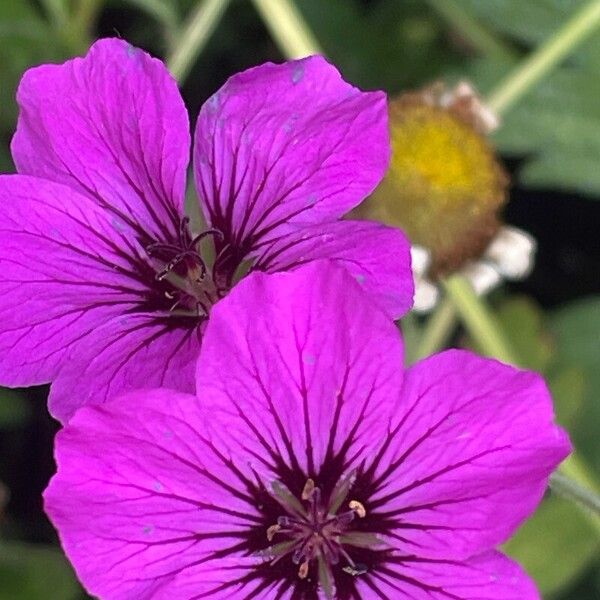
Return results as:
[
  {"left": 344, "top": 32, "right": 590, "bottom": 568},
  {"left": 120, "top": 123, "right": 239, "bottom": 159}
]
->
[
  {"left": 0, "top": 39, "right": 412, "bottom": 423},
  {"left": 45, "top": 262, "right": 569, "bottom": 599},
  {"left": 355, "top": 82, "right": 536, "bottom": 313}
]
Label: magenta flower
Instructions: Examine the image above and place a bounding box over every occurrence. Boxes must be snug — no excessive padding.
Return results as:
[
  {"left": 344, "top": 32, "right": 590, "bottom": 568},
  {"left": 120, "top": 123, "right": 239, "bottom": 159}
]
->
[
  {"left": 0, "top": 39, "right": 412, "bottom": 423},
  {"left": 45, "top": 262, "right": 569, "bottom": 599}
]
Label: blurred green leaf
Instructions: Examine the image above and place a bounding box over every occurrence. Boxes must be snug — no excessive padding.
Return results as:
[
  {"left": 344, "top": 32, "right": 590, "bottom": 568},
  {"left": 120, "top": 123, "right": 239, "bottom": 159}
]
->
[
  {"left": 108, "top": 0, "right": 179, "bottom": 41},
  {"left": 0, "top": 0, "right": 67, "bottom": 129},
  {"left": 505, "top": 495, "right": 599, "bottom": 595},
  {"left": 0, "top": 144, "right": 13, "bottom": 173},
  {"left": 550, "top": 297, "right": 600, "bottom": 468},
  {"left": 550, "top": 366, "right": 586, "bottom": 428},
  {"left": 0, "top": 389, "right": 29, "bottom": 428},
  {"left": 496, "top": 296, "right": 553, "bottom": 372},
  {"left": 0, "top": 542, "right": 80, "bottom": 600},
  {"left": 295, "top": 0, "right": 462, "bottom": 91},
  {"left": 441, "top": 0, "right": 600, "bottom": 198}
]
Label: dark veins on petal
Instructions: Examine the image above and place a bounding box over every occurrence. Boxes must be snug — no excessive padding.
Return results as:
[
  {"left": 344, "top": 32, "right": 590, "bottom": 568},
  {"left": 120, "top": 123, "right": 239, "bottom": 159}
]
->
[
  {"left": 106, "top": 210, "right": 242, "bottom": 326},
  {"left": 177, "top": 387, "right": 506, "bottom": 600},
  {"left": 57, "top": 141, "right": 245, "bottom": 327}
]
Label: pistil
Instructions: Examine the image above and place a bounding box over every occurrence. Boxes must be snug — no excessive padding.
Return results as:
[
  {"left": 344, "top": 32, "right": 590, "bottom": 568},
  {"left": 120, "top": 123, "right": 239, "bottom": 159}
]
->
[
  {"left": 263, "top": 476, "right": 377, "bottom": 598},
  {"left": 145, "top": 218, "right": 228, "bottom": 317}
]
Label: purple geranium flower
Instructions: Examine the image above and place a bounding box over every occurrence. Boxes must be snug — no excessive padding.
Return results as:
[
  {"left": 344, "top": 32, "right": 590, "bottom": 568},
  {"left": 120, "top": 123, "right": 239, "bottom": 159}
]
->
[
  {"left": 0, "top": 39, "right": 412, "bottom": 423},
  {"left": 45, "top": 261, "right": 569, "bottom": 599}
]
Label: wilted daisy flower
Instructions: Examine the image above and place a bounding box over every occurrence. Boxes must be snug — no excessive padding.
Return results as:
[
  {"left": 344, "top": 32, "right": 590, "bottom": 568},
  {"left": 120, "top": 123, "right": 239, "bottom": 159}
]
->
[
  {"left": 357, "top": 82, "right": 536, "bottom": 312},
  {"left": 45, "top": 262, "right": 569, "bottom": 599},
  {"left": 0, "top": 39, "right": 413, "bottom": 423}
]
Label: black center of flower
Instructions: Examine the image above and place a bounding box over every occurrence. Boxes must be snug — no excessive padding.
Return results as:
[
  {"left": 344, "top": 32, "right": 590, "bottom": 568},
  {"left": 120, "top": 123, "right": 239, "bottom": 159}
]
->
[
  {"left": 144, "top": 217, "right": 234, "bottom": 318},
  {"left": 261, "top": 476, "right": 376, "bottom": 598}
]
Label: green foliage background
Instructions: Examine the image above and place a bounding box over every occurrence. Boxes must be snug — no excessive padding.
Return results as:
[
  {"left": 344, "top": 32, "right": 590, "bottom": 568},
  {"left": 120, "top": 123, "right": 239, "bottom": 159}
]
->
[{"left": 0, "top": 1, "right": 599, "bottom": 598}]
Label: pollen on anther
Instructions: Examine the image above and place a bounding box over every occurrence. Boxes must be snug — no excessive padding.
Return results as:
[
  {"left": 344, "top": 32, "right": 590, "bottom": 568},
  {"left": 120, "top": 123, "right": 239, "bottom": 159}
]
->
[
  {"left": 298, "top": 560, "right": 309, "bottom": 579},
  {"left": 349, "top": 500, "right": 366, "bottom": 518},
  {"left": 302, "top": 478, "right": 316, "bottom": 500},
  {"left": 267, "top": 524, "right": 281, "bottom": 542}
]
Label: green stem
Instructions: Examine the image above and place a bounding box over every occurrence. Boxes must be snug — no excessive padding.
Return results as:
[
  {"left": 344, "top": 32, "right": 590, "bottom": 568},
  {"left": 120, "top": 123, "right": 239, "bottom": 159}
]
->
[
  {"left": 551, "top": 463, "right": 600, "bottom": 522},
  {"left": 166, "top": 0, "right": 232, "bottom": 84},
  {"left": 425, "top": 0, "right": 515, "bottom": 62},
  {"left": 250, "top": 0, "right": 323, "bottom": 59},
  {"left": 487, "top": 0, "right": 600, "bottom": 115},
  {"left": 414, "top": 298, "right": 457, "bottom": 361},
  {"left": 442, "top": 275, "right": 518, "bottom": 364},
  {"left": 39, "top": 0, "right": 69, "bottom": 28}
]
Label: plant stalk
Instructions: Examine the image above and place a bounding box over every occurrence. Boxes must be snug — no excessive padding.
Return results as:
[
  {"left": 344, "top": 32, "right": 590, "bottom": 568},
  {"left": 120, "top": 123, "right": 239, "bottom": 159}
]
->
[
  {"left": 250, "top": 0, "right": 323, "bottom": 58},
  {"left": 487, "top": 0, "right": 600, "bottom": 115},
  {"left": 166, "top": 0, "right": 231, "bottom": 84}
]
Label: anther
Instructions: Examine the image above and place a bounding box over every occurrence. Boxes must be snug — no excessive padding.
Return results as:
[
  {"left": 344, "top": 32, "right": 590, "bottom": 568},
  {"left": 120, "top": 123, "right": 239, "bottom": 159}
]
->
[
  {"left": 302, "top": 478, "right": 316, "bottom": 500},
  {"left": 298, "top": 560, "right": 309, "bottom": 579},
  {"left": 267, "top": 524, "right": 281, "bottom": 542},
  {"left": 349, "top": 500, "right": 366, "bottom": 518}
]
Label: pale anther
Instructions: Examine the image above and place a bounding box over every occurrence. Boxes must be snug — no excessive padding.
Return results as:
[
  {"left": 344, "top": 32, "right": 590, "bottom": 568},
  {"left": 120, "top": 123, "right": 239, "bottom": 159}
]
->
[
  {"left": 301, "top": 478, "right": 316, "bottom": 500},
  {"left": 267, "top": 524, "right": 281, "bottom": 541},
  {"left": 349, "top": 500, "right": 366, "bottom": 518},
  {"left": 298, "top": 560, "right": 309, "bottom": 579}
]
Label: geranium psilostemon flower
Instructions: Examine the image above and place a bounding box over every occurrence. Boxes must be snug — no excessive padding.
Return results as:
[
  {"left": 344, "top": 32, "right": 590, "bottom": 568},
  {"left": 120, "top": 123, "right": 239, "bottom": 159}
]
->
[
  {"left": 45, "top": 262, "right": 570, "bottom": 599},
  {"left": 0, "top": 39, "right": 413, "bottom": 422}
]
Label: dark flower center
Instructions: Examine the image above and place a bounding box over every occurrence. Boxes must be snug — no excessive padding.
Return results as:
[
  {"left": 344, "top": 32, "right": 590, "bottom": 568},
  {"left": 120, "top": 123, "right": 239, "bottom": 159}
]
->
[
  {"left": 144, "top": 217, "right": 234, "bottom": 318},
  {"left": 259, "top": 475, "right": 380, "bottom": 599}
]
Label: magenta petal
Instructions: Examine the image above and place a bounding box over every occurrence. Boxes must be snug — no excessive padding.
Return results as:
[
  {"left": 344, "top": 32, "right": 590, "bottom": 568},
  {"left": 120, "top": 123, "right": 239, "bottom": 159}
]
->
[
  {"left": 197, "top": 260, "right": 404, "bottom": 476},
  {"left": 12, "top": 38, "right": 189, "bottom": 242},
  {"left": 355, "top": 551, "right": 539, "bottom": 599},
  {"left": 193, "top": 56, "right": 389, "bottom": 255},
  {"left": 153, "top": 558, "right": 290, "bottom": 600},
  {"left": 368, "top": 350, "right": 571, "bottom": 560},
  {"left": 48, "top": 313, "right": 202, "bottom": 423},
  {"left": 253, "top": 220, "right": 414, "bottom": 318},
  {"left": 44, "top": 389, "right": 265, "bottom": 599},
  {"left": 0, "top": 175, "right": 148, "bottom": 388}
]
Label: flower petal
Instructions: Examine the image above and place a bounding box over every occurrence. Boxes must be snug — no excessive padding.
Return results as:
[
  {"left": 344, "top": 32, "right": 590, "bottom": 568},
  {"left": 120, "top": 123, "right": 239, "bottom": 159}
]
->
[
  {"left": 0, "top": 175, "right": 150, "bottom": 388},
  {"left": 44, "top": 389, "right": 266, "bottom": 599},
  {"left": 193, "top": 56, "right": 389, "bottom": 256},
  {"left": 12, "top": 38, "right": 189, "bottom": 242},
  {"left": 196, "top": 260, "right": 404, "bottom": 477},
  {"left": 355, "top": 551, "right": 539, "bottom": 599},
  {"left": 253, "top": 220, "right": 414, "bottom": 318},
  {"left": 365, "top": 350, "right": 570, "bottom": 560},
  {"left": 48, "top": 313, "right": 202, "bottom": 423}
]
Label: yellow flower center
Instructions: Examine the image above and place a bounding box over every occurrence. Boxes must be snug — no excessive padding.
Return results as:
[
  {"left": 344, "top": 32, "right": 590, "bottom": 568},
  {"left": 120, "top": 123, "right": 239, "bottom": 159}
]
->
[{"left": 361, "top": 97, "right": 507, "bottom": 276}]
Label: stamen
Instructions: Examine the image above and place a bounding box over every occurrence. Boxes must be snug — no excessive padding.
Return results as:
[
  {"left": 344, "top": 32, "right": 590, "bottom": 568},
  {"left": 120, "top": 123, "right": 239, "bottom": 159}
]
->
[
  {"left": 349, "top": 500, "right": 366, "bottom": 518},
  {"left": 145, "top": 219, "right": 229, "bottom": 318},
  {"left": 264, "top": 476, "right": 375, "bottom": 587},
  {"left": 145, "top": 242, "right": 182, "bottom": 256},
  {"left": 271, "top": 481, "right": 307, "bottom": 518},
  {"left": 298, "top": 560, "right": 309, "bottom": 579},
  {"left": 339, "top": 532, "right": 382, "bottom": 548},
  {"left": 190, "top": 228, "right": 224, "bottom": 247},
  {"left": 328, "top": 471, "right": 356, "bottom": 515},
  {"left": 301, "top": 478, "right": 316, "bottom": 500},
  {"left": 179, "top": 216, "right": 191, "bottom": 245},
  {"left": 318, "top": 554, "right": 336, "bottom": 599},
  {"left": 342, "top": 564, "right": 368, "bottom": 577}
]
